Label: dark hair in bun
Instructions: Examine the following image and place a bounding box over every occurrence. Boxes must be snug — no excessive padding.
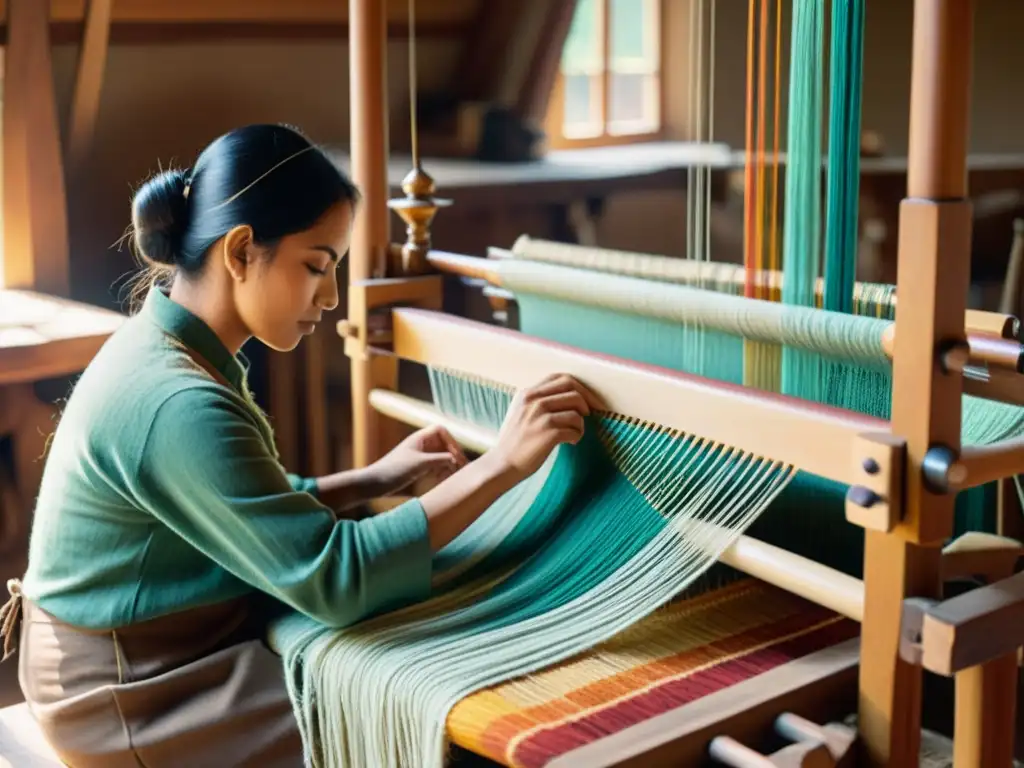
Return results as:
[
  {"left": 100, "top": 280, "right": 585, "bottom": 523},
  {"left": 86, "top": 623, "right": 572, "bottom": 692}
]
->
[
  {"left": 131, "top": 168, "right": 191, "bottom": 266},
  {"left": 130, "top": 123, "right": 359, "bottom": 278}
]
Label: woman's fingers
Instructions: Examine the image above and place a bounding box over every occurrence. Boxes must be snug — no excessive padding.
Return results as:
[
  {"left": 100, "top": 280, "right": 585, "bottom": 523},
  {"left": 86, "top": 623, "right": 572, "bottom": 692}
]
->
[
  {"left": 536, "top": 390, "right": 590, "bottom": 417},
  {"left": 543, "top": 410, "right": 585, "bottom": 439},
  {"left": 435, "top": 425, "right": 469, "bottom": 467},
  {"left": 525, "top": 374, "right": 605, "bottom": 413}
]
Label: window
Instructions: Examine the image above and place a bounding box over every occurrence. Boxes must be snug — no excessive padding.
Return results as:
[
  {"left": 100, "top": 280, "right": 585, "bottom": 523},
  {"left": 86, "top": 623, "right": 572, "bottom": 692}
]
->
[{"left": 546, "top": 0, "right": 662, "bottom": 149}]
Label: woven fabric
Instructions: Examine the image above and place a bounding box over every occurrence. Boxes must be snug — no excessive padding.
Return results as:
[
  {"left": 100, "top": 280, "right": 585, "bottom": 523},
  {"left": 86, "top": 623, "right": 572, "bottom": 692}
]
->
[{"left": 447, "top": 579, "right": 858, "bottom": 767}]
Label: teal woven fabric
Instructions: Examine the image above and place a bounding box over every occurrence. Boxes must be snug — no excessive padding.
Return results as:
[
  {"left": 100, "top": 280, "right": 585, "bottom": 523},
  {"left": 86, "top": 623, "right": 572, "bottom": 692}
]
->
[{"left": 269, "top": 371, "right": 793, "bottom": 767}]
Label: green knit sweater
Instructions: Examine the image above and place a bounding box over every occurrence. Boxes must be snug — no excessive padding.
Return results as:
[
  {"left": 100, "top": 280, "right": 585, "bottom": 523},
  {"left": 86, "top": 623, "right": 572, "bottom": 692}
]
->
[{"left": 21, "top": 287, "right": 432, "bottom": 629}]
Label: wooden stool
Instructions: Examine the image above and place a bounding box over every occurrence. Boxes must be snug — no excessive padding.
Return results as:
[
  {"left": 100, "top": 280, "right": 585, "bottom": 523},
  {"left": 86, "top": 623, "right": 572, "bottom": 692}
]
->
[{"left": 0, "top": 702, "right": 63, "bottom": 766}]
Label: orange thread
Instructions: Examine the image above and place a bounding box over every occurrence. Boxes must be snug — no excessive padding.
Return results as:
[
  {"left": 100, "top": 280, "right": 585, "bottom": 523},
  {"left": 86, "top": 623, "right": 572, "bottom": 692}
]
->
[
  {"left": 770, "top": 0, "right": 782, "bottom": 292},
  {"left": 743, "top": 0, "right": 757, "bottom": 298}
]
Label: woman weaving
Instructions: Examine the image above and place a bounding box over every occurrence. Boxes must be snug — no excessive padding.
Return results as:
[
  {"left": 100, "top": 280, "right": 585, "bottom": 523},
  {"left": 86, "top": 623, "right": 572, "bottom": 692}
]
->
[{"left": 0, "top": 123, "right": 597, "bottom": 767}]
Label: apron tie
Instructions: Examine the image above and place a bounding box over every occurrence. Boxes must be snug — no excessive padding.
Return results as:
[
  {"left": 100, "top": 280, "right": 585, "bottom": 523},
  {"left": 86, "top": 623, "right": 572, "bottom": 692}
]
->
[{"left": 0, "top": 578, "right": 24, "bottom": 662}]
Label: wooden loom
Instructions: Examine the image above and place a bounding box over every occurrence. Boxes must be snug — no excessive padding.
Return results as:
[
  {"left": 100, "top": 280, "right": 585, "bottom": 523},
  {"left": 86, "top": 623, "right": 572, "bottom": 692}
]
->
[{"left": 342, "top": 0, "right": 1024, "bottom": 766}]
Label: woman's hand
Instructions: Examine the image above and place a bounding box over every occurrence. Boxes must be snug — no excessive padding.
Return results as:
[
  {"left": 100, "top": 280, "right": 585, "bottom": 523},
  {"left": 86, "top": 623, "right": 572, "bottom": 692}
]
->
[
  {"left": 490, "top": 374, "right": 604, "bottom": 482},
  {"left": 371, "top": 424, "right": 469, "bottom": 495},
  {"left": 418, "top": 373, "right": 602, "bottom": 551}
]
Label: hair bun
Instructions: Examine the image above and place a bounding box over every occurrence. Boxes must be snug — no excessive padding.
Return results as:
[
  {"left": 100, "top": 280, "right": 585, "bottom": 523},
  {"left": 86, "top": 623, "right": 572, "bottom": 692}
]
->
[{"left": 131, "top": 169, "right": 191, "bottom": 266}]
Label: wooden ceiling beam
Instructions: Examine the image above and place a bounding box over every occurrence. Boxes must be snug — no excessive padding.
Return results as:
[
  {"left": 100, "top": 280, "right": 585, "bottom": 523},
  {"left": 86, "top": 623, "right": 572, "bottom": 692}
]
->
[
  {"left": 13, "top": 20, "right": 465, "bottom": 45},
  {"left": 0, "top": 0, "right": 479, "bottom": 24},
  {"left": 66, "top": 0, "right": 112, "bottom": 178}
]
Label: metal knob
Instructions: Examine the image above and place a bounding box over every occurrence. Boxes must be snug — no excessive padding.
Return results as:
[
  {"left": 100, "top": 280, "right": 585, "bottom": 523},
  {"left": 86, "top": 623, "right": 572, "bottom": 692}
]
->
[{"left": 922, "top": 444, "right": 966, "bottom": 494}]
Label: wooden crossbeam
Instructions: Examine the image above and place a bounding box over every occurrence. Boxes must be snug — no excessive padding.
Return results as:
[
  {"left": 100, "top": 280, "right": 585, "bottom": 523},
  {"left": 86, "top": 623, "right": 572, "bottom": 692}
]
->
[{"left": 390, "top": 307, "right": 896, "bottom": 491}]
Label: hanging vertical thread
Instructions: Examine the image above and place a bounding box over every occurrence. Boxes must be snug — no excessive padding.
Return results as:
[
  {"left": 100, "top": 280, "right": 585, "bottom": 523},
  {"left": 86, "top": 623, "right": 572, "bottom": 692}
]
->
[
  {"left": 743, "top": 0, "right": 757, "bottom": 299},
  {"left": 823, "top": 0, "right": 866, "bottom": 314},
  {"left": 769, "top": 0, "right": 782, "bottom": 283},
  {"left": 754, "top": 0, "right": 769, "bottom": 299},
  {"left": 780, "top": 0, "right": 825, "bottom": 401}
]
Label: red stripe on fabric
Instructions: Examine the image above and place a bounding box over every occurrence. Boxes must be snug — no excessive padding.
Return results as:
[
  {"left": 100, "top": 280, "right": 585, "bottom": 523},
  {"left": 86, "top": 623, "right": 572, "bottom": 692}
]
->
[{"left": 509, "top": 618, "right": 858, "bottom": 768}]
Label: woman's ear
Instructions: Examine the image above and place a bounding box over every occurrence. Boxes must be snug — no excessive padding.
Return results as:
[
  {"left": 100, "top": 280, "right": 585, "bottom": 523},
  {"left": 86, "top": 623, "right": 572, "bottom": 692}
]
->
[{"left": 222, "top": 225, "right": 255, "bottom": 282}]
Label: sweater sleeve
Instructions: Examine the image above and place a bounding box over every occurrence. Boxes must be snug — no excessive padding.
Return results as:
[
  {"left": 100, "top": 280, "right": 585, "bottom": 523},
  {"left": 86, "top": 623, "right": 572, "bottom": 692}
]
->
[
  {"left": 285, "top": 472, "right": 320, "bottom": 497},
  {"left": 133, "top": 385, "right": 433, "bottom": 628}
]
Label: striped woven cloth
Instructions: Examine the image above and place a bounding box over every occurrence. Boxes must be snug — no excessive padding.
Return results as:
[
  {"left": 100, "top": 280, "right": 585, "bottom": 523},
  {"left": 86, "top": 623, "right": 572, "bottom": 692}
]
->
[{"left": 447, "top": 579, "right": 859, "bottom": 767}]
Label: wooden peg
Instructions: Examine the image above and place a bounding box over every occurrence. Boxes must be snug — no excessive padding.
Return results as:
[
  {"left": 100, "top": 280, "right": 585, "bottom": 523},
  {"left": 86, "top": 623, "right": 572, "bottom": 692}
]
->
[
  {"left": 709, "top": 736, "right": 836, "bottom": 768},
  {"left": 774, "top": 715, "right": 857, "bottom": 765}
]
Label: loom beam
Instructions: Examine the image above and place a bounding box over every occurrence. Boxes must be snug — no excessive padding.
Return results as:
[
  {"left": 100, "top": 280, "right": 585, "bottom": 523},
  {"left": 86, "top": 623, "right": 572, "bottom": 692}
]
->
[
  {"left": 382, "top": 304, "right": 1024, "bottom": 498},
  {"left": 425, "top": 248, "right": 1024, "bottom": 375},
  {"left": 494, "top": 238, "right": 1023, "bottom": 343},
  {"left": 390, "top": 307, "right": 897, "bottom": 493}
]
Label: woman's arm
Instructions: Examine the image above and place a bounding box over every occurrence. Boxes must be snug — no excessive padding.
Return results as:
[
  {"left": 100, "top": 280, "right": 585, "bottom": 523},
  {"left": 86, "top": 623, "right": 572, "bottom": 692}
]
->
[
  {"left": 135, "top": 374, "right": 598, "bottom": 627},
  {"left": 315, "top": 466, "right": 391, "bottom": 513},
  {"left": 419, "top": 374, "right": 602, "bottom": 550},
  {"left": 315, "top": 424, "right": 468, "bottom": 515}
]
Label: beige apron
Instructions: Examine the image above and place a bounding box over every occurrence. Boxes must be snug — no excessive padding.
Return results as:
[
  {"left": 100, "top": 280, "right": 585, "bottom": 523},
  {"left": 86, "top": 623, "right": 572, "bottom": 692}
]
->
[{"left": 1, "top": 582, "right": 304, "bottom": 767}]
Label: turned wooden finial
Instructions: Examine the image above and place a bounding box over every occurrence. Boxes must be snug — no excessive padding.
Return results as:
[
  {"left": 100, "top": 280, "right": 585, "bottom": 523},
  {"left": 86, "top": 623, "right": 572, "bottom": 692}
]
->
[{"left": 387, "top": 165, "right": 451, "bottom": 275}]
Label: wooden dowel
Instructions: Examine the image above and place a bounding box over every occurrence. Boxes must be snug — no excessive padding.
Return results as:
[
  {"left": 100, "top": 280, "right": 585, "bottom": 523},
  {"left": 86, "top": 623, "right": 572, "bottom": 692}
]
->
[
  {"left": 707, "top": 737, "right": 777, "bottom": 768},
  {"left": 967, "top": 309, "right": 1019, "bottom": 340},
  {"left": 957, "top": 437, "right": 1024, "bottom": 489},
  {"left": 425, "top": 249, "right": 502, "bottom": 284},
  {"left": 366, "top": 388, "right": 867, "bottom": 622},
  {"left": 957, "top": 333, "right": 1023, "bottom": 371},
  {"left": 880, "top": 325, "right": 1022, "bottom": 371}
]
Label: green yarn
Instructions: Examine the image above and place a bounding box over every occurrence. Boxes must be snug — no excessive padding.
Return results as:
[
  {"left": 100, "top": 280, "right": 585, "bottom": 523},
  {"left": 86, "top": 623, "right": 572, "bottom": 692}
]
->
[
  {"left": 780, "top": 0, "right": 825, "bottom": 401},
  {"left": 823, "top": 0, "right": 865, "bottom": 315}
]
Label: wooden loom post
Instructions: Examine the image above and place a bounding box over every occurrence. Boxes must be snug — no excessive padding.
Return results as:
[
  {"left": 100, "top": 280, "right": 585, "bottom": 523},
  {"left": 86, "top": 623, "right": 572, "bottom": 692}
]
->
[
  {"left": 858, "top": 1, "right": 975, "bottom": 765},
  {"left": 348, "top": 0, "right": 400, "bottom": 469}
]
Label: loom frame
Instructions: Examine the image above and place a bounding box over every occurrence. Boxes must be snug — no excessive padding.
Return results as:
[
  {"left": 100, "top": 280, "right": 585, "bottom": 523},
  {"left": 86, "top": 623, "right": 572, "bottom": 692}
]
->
[{"left": 343, "top": 0, "right": 1024, "bottom": 765}]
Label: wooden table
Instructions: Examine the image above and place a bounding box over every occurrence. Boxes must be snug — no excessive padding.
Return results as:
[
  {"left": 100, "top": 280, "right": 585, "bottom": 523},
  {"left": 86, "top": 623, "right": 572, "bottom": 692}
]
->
[{"left": 0, "top": 289, "right": 125, "bottom": 561}]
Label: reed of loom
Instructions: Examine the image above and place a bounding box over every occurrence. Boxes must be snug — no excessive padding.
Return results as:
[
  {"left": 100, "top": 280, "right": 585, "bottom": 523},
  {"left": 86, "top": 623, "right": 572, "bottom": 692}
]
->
[{"left": 341, "top": 0, "right": 1024, "bottom": 766}]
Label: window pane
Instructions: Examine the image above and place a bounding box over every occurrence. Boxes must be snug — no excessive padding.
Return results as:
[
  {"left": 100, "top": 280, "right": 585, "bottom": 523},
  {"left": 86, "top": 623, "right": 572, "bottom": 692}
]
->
[
  {"left": 562, "top": 0, "right": 602, "bottom": 75},
  {"left": 608, "top": 72, "right": 657, "bottom": 132},
  {"left": 563, "top": 74, "right": 599, "bottom": 134},
  {"left": 610, "top": 0, "right": 655, "bottom": 67}
]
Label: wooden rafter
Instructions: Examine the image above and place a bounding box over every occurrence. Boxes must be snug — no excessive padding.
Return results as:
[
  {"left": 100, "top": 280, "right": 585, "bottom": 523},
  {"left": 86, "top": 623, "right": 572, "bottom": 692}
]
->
[
  {"left": 66, "top": 0, "right": 112, "bottom": 179},
  {"left": 3, "top": 0, "right": 70, "bottom": 296}
]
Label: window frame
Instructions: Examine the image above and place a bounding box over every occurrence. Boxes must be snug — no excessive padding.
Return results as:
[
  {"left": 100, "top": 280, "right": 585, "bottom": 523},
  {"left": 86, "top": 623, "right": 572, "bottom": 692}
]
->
[{"left": 544, "top": 0, "right": 665, "bottom": 150}]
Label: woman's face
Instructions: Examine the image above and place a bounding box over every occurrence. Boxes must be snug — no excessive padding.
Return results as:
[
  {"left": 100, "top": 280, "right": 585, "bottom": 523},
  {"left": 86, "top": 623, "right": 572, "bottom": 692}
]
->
[{"left": 233, "top": 201, "right": 354, "bottom": 352}]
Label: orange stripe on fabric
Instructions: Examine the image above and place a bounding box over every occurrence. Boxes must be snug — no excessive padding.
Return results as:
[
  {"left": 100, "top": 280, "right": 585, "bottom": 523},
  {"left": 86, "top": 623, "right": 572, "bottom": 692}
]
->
[
  {"left": 498, "top": 609, "right": 841, "bottom": 761},
  {"left": 509, "top": 619, "right": 858, "bottom": 768},
  {"left": 448, "top": 584, "right": 852, "bottom": 765}
]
